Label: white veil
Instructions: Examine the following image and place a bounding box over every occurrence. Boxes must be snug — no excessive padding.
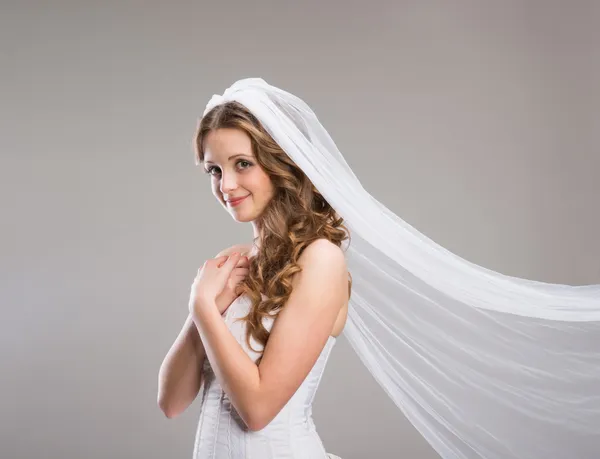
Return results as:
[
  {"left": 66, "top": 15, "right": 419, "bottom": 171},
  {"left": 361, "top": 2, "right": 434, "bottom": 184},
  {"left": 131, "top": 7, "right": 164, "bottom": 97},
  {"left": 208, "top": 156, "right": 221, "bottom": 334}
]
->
[{"left": 201, "top": 78, "right": 600, "bottom": 459}]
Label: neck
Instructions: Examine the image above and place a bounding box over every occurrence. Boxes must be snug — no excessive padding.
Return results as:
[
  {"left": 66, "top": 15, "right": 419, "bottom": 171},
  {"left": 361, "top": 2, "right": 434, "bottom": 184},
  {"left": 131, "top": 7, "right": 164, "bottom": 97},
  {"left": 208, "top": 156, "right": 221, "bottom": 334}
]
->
[{"left": 250, "top": 239, "right": 260, "bottom": 257}]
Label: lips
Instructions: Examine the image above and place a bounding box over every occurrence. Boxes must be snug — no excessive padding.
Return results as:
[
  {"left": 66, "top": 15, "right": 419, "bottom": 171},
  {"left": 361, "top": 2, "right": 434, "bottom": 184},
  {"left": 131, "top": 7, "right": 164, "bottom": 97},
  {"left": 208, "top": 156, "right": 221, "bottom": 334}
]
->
[{"left": 227, "top": 195, "right": 249, "bottom": 206}]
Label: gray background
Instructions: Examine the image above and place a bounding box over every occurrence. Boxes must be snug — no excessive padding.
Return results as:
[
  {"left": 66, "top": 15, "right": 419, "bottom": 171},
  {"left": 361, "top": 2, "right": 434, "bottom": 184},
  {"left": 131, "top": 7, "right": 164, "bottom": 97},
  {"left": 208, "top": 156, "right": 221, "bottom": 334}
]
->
[{"left": 1, "top": 1, "right": 599, "bottom": 458}]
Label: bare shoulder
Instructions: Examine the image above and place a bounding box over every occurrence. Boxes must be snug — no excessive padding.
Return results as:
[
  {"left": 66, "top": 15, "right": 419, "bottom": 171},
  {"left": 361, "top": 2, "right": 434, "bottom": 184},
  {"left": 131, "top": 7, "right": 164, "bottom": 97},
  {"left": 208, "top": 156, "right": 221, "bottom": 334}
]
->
[
  {"left": 296, "top": 240, "right": 348, "bottom": 289},
  {"left": 299, "top": 238, "right": 346, "bottom": 267},
  {"left": 214, "top": 243, "right": 254, "bottom": 258}
]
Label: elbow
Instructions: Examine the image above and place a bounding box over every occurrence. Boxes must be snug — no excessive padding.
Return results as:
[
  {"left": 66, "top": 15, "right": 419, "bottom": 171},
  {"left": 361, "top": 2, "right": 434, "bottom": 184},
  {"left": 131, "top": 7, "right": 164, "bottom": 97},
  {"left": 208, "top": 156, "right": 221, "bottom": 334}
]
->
[
  {"left": 242, "top": 390, "right": 283, "bottom": 431},
  {"left": 244, "top": 407, "right": 273, "bottom": 432},
  {"left": 159, "top": 405, "right": 178, "bottom": 420},
  {"left": 157, "top": 399, "right": 172, "bottom": 418},
  {"left": 157, "top": 395, "right": 178, "bottom": 419},
  {"left": 160, "top": 407, "right": 175, "bottom": 419},
  {"left": 246, "top": 417, "right": 267, "bottom": 432}
]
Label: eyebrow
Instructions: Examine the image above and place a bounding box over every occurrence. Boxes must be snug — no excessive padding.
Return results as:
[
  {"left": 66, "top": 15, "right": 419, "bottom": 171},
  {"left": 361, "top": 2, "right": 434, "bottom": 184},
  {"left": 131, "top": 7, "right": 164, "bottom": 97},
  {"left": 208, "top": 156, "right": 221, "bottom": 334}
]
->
[{"left": 204, "top": 154, "right": 251, "bottom": 165}]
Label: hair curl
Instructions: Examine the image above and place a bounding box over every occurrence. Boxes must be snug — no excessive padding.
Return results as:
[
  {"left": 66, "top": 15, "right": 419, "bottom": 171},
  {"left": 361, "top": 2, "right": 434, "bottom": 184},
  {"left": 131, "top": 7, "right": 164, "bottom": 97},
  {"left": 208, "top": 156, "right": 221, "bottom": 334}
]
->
[{"left": 195, "top": 101, "right": 352, "bottom": 364}]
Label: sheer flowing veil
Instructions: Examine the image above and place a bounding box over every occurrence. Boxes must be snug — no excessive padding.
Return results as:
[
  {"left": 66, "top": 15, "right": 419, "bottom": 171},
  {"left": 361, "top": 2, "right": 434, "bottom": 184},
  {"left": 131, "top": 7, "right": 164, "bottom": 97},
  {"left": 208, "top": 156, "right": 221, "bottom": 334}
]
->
[{"left": 201, "top": 78, "right": 600, "bottom": 459}]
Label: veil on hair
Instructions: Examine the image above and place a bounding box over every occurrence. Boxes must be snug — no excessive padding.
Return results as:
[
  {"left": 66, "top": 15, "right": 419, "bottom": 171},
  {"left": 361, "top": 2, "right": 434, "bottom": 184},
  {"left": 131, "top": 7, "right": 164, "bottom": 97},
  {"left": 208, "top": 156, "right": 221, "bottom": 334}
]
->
[{"left": 202, "top": 78, "right": 600, "bottom": 459}]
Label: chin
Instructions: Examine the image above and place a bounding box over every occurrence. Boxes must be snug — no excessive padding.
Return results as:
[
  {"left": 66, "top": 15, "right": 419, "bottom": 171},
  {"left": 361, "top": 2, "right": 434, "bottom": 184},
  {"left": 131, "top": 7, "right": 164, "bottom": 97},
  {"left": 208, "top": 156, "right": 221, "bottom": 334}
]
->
[
  {"left": 233, "top": 213, "right": 261, "bottom": 223},
  {"left": 233, "top": 215, "right": 254, "bottom": 223},
  {"left": 229, "top": 204, "right": 262, "bottom": 223}
]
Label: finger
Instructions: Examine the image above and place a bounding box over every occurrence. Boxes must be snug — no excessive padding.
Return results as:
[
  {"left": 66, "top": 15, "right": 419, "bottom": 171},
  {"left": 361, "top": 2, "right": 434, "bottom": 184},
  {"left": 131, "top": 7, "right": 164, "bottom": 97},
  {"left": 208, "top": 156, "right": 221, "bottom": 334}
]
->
[
  {"left": 236, "top": 257, "right": 250, "bottom": 268},
  {"left": 221, "top": 252, "right": 241, "bottom": 273},
  {"left": 216, "top": 258, "right": 229, "bottom": 268},
  {"left": 232, "top": 269, "right": 249, "bottom": 278},
  {"left": 227, "top": 252, "right": 241, "bottom": 264},
  {"left": 214, "top": 255, "right": 229, "bottom": 268}
]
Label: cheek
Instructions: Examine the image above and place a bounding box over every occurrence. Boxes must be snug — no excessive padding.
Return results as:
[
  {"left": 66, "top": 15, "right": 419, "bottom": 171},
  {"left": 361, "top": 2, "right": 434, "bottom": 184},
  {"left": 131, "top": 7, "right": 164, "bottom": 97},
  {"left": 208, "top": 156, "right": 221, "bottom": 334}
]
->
[
  {"left": 255, "top": 172, "right": 274, "bottom": 194},
  {"left": 210, "top": 182, "right": 222, "bottom": 199},
  {"left": 244, "top": 175, "right": 268, "bottom": 196},
  {"left": 262, "top": 178, "right": 275, "bottom": 198}
]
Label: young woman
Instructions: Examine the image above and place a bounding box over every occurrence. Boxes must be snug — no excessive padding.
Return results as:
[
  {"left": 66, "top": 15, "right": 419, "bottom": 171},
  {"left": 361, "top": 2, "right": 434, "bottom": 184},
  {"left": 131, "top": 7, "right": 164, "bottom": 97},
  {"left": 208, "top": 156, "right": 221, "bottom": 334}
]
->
[
  {"left": 158, "top": 99, "right": 350, "bottom": 458},
  {"left": 158, "top": 77, "right": 600, "bottom": 458}
]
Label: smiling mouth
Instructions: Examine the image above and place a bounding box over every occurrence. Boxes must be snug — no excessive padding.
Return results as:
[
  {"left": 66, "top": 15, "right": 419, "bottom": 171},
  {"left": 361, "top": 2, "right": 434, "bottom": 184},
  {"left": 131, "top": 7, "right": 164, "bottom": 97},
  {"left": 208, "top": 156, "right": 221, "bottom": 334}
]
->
[{"left": 227, "top": 195, "right": 249, "bottom": 206}]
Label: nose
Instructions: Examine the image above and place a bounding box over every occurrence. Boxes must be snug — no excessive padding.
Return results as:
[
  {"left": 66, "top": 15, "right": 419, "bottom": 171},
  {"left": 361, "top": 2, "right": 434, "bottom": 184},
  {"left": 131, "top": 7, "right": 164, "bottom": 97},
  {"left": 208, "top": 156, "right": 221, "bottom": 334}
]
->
[{"left": 219, "top": 170, "right": 239, "bottom": 195}]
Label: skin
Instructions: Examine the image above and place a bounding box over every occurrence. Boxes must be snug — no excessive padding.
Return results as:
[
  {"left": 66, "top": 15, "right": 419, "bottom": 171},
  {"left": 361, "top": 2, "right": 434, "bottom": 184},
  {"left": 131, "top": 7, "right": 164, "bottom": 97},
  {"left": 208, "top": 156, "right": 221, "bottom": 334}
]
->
[
  {"left": 203, "top": 127, "right": 276, "bottom": 244},
  {"left": 199, "top": 127, "right": 349, "bottom": 431}
]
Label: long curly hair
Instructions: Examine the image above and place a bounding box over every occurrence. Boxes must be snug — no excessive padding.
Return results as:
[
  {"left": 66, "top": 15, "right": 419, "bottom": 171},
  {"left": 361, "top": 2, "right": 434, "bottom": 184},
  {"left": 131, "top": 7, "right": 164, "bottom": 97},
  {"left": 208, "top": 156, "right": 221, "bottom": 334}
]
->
[{"left": 195, "top": 101, "right": 352, "bottom": 363}]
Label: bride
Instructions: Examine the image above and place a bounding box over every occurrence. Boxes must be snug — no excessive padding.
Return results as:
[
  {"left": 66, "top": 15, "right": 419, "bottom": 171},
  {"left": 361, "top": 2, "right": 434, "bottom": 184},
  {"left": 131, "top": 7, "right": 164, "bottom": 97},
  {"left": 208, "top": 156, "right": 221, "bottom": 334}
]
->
[
  {"left": 158, "top": 78, "right": 600, "bottom": 459},
  {"left": 158, "top": 97, "right": 348, "bottom": 458}
]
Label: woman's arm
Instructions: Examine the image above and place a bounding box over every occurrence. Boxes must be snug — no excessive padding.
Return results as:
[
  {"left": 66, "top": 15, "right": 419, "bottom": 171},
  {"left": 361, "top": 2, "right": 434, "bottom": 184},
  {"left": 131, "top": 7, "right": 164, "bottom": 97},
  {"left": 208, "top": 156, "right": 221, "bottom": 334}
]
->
[
  {"left": 157, "top": 313, "right": 205, "bottom": 418},
  {"left": 193, "top": 239, "right": 347, "bottom": 431},
  {"left": 157, "top": 243, "right": 253, "bottom": 418}
]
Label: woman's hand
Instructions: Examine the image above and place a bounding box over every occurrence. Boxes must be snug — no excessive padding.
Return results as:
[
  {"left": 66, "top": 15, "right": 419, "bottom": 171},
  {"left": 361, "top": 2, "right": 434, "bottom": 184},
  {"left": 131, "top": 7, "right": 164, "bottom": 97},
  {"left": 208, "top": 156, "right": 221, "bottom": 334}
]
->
[
  {"left": 189, "top": 252, "right": 250, "bottom": 318},
  {"left": 215, "top": 254, "right": 250, "bottom": 315}
]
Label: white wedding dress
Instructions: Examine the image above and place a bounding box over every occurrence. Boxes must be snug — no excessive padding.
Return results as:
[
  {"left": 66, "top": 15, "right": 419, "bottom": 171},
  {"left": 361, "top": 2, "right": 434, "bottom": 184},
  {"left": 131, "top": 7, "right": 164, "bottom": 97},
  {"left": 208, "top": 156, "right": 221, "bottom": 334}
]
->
[{"left": 192, "top": 294, "right": 342, "bottom": 459}]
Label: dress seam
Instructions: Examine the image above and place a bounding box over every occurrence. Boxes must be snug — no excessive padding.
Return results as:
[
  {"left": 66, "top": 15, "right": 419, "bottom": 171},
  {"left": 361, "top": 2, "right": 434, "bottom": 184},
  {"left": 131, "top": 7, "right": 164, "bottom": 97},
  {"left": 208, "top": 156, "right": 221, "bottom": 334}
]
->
[
  {"left": 227, "top": 396, "right": 233, "bottom": 459},
  {"left": 193, "top": 382, "right": 208, "bottom": 459},
  {"left": 211, "top": 391, "right": 223, "bottom": 459},
  {"left": 288, "top": 399, "right": 295, "bottom": 459}
]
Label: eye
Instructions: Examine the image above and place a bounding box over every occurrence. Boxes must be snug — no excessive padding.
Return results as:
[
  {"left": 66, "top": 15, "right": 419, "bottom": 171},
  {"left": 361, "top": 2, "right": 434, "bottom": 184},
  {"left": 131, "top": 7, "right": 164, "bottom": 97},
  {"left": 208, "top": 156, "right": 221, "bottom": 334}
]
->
[
  {"left": 203, "top": 160, "right": 253, "bottom": 176},
  {"left": 204, "top": 165, "right": 219, "bottom": 176}
]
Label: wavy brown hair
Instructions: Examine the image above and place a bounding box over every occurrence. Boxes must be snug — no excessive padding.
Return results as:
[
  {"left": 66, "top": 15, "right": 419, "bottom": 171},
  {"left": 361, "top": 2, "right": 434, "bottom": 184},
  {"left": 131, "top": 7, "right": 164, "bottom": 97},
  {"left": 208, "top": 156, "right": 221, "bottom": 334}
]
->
[{"left": 195, "top": 101, "right": 352, "bottom": 363}]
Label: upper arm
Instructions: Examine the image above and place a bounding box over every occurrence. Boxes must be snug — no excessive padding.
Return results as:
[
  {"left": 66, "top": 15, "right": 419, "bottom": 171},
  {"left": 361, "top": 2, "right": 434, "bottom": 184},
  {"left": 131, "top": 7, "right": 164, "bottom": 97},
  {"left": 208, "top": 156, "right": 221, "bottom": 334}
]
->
[{"left": 252, "top": 239, "right": 347, "bottom": 429}]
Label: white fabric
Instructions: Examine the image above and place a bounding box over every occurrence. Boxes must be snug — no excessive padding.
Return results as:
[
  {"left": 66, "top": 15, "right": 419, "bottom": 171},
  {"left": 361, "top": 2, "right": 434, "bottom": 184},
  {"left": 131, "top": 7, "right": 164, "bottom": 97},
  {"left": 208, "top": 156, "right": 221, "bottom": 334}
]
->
[
  {"left": 201, "top": 78, "right": 600, "bottom": 458},
  {"left": 193, "top": 294, "right": 338, "bottom": 459}
]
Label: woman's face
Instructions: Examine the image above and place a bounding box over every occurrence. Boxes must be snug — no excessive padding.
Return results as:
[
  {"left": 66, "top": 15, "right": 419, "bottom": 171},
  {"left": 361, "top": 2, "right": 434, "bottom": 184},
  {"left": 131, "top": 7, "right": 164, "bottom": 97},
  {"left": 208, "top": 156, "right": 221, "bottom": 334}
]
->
[{"left": 202, "top": 128, "right": 275, "bottom": 223}]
